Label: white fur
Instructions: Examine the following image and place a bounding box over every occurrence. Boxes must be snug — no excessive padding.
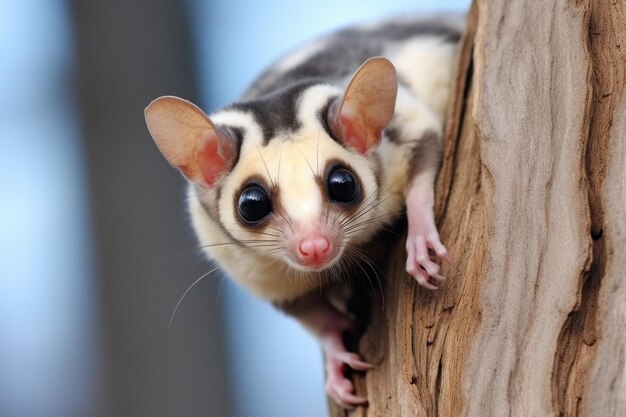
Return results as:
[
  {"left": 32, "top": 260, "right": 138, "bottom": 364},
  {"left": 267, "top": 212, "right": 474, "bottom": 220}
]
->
[
  {"left": 386, "top": 36, "right": 458, "bottom": 116},
  {"left": 210, "top": 110, "right": 264, "bottom": 142},
  {"left": 297, "top": 84, "right": 342, "bottom": 126}
]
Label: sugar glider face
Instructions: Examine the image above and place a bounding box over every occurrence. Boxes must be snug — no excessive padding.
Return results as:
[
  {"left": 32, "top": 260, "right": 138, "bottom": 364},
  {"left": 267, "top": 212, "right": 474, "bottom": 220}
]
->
[
  {"left": 145, "top": 56, "right": 397, "bottom": 273},
  {"left": 214, "top": 103, "right": 379, "bottom": 271}
]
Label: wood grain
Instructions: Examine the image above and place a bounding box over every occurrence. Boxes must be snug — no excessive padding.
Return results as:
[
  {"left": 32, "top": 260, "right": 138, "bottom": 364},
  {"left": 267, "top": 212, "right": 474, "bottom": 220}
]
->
[
  {"left": 582, "top": 0, "right": 626, "bottom": 415},
  {"left": 467, "top": 0, "right": 592, "bottom": 415}
]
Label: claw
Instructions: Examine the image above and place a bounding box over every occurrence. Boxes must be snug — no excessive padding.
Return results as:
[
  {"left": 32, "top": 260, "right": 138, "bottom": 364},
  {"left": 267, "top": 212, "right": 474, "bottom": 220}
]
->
[
  {"left": 335, "top": 351, "right": 374, "bottom": 371},
  {"left": 295, "top": 298, "right": 371, "bottom": 409},
  {"left": 326, "top": 382, "right": 368, "bottom": 410},
  {"left": 325, "top": 357, "right": 369, "bottom": 409},
  {"left": 413, "top": 267, "right": 439, "bottom": 290},
  {"left": 321, "top": 330, "right": 372, "bottom": 409},
  {"left": 429, "top": 236, "right": 451, "bottom": 263},
  {"left": 404, "top": 174, "right": 451, "bottom": 289},
  {"left": 405, "top": 209, "right": 450, "bottom": 289}
]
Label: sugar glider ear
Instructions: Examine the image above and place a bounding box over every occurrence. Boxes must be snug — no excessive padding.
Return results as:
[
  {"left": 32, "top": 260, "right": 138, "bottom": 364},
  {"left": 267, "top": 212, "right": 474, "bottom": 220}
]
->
[
  {"left": 328, "top": 57, "right": 397, "bottom": 156},
  {"left": 145, "top": 96, "right": 239, "bottom": 188}
]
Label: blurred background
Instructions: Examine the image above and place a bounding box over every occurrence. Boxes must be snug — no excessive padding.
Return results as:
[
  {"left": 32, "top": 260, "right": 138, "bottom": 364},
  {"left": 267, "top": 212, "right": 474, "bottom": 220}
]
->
[{"left": 0, "top": 1, "right": 469, "bottom": 416}]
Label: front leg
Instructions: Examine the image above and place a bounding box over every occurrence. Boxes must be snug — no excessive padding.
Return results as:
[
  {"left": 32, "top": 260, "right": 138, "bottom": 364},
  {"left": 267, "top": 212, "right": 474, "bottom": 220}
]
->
[
  {"left": 279, "top": 294, "right": 372, "bottom": 409},
  {"left": 405, "top": 168, "right": 450, "bottom": 289}
]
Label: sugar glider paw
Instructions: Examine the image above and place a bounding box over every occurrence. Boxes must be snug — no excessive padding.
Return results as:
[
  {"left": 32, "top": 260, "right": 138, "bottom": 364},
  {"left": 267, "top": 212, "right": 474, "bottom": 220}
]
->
[
  {"left": 405, "top": 230, "right": 449, "bottom": 290},
  {"left": 322, "top": 333, "right": 372, "bottom": 409},
  {"left": 325, "top": 355, "right": 370, "bottom": 409}
]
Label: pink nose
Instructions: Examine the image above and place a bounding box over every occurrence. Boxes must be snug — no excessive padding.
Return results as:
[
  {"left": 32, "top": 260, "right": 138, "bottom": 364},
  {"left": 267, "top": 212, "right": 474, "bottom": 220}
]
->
[{"left": 298, "top": 237, "right": 331, "bottom": 265}]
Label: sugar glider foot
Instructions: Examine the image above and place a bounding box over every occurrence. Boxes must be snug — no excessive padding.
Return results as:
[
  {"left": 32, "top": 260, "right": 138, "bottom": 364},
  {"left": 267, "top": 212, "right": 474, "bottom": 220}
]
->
[
  {"left": 322, "top": 330, "right": 372, "bottom": 409},
  {"left": 405, "top": 203, "right": 450, "bottom": 290},
  {"left": 403, "top": 164, "right": 450, "bottom": 290}
]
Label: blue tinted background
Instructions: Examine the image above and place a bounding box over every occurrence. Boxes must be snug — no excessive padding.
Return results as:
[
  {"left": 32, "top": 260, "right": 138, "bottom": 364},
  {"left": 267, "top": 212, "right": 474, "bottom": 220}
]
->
[{"left": 0, "top": 2, "right": 102, "bottom": 416}]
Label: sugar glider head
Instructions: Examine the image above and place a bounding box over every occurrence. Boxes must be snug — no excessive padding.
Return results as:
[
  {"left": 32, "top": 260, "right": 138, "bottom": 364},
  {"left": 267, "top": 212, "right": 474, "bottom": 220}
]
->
[{"left": 145, "top": 57, "right": 397, "bottom": 276}]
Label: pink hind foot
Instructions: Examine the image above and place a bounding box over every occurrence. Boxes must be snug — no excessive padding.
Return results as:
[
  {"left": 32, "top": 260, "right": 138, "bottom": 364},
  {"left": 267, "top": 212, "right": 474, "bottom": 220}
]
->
[
  {"left": 289, "top": 292, "right": 373, "bottom": 409},
  {"left": 321, "top": 330, "right": 372, "bottom": 409}
]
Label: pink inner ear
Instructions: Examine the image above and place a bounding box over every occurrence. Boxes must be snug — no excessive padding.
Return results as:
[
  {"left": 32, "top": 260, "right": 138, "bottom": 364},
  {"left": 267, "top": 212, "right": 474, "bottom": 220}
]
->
[
  {"left": 340, "top": 114, "right": 378, "bottom": 155},
  {"left": 198, "top": 132, "right": 227, "bottom": 187}
]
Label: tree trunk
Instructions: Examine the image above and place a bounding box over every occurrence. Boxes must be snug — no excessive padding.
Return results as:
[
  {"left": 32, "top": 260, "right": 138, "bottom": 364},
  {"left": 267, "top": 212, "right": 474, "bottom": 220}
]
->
[{"left": 330, "top": 1, "right": 626, "bottom": 416}]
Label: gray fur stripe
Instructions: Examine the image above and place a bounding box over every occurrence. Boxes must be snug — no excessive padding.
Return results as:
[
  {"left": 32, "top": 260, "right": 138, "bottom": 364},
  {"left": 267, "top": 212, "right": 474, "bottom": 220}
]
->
[
  {"left": 408, "top": 130, "right": 442, "bottom": 178},
  {"left": 244, "top": 14, "right": 463, "bottom": 99},
  {"left": 196, "top": 186, "right": 245, "bottom": 248},
  {"left": 233, "top": 79, "right": 323, "bottom": 143}
]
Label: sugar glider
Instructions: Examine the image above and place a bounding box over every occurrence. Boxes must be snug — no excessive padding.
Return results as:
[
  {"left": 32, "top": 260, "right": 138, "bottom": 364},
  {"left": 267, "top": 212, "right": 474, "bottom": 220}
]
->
[{"left": 145, "top": 13, "right": 463, "bottom": 409}]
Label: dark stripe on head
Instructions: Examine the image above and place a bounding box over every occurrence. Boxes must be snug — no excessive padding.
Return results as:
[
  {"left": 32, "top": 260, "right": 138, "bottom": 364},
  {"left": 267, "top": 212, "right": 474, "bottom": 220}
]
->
[
  {"left": 384, "top": 126, "right": 402, "bottom": 144},
  {"left": 318, "top": 96, "right": 340, "bottom": 144},
  {"left": 229, "top": 79, "right": 323, "bottom": 144},
  {"left": 194, "top": 185, "right": 245, "bottom": 248},
  {"left": 369, "top": 152, "right": 382, "bottom": 191},
  {"left": 221, "top": 126, "right": 244, "bottom": 172},
  {"left": 408, "top": 130, "right": 442, "bottom": 178}
]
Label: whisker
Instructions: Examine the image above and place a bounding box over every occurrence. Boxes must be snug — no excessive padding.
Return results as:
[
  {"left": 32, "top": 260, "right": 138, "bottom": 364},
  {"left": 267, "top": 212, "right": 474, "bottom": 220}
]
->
[
  {"left": 334, "top": 186, "right": 382, "bottom": 226},
  {"left": 277, "top": 142, "right": 284, "bottom": 184},
  {"left": 143, "top": 246, "right": 202, "bottom": 277},
  {"left": 255, "top": 143, "right": 275, "bottom": 188},
  {"left": 344, "top": 210, "right": 406, "bottom": 233},
  {"left": 297, "top": 145, "right": 316, "bottom": 177},
  {"left": 170, "top": 246, "right": 280, "bottom": 328},
  {"left": 265, "top": 224, "right": 283, "bottom": 234},
  {"left": 306, "top": 270, "right": 315, "bottom": 290},
  {"left": 257, "top": 255, "right": 284, "bottom": 276},
  {"left": 341, "top": 190, "right": 397, "bottom": 230},
  {"left": 215, "top": 275, "right": 226, "bottom": 307},
  {"left": 266, "top": 257, "right": 288, "bottom": 289},
  {"left": 345, "top": 215, "right": 399, "bottom": 236},
  {"left": 257, "top": 247, "right": 284, "bottom": 257},
  {"left": 341, "top": 188, "right": 393, "bottom": 227},
  {"left": 316, "top": 126, "right": 321, "bottom": 176},
  {"left": 331, "top": 253, "right": 349, "bottom": 285},
  {"left": 346, "top": 249, "right": 376, "bottom": 294},
  {"left": 242, "top": 244, "right": 281, "bottom": 249},
  {"left": 345, "top": 246, "right": 386, "bottom": 308},
  {"left": 368, "top": 237, "right": 406, "bottom": 268},
  {"left": 345, "top": 211, "right": 405, "bottom": 230},
  {"left": 144, "top": 241, "right": 243, "bottom": 277},
  {"left": 349, "top": 246, "right": 386, "bottom": 285},
  {"left": 275, "top": 209, "right": 294, "bottom": 234},
  {"left": 325, "top": 200, "right": 332, "bottom": 223},
  {"left": 345, "top": 224, "right": 403, "bottom": 238},
  {"left": 169, "top": 264, "right": 221, "bottom": 329},
  {"left": 336, "top": 185, "right": 388, "bottom": 228},
  {"left": 238, "top": 229, "right": 282, "bottom": 239}
]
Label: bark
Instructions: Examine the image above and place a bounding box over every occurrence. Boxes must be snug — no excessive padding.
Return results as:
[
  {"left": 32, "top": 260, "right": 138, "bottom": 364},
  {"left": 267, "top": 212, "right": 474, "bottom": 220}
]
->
[{"left": 330, "top": 1, "right": 626, "bottom": 416}]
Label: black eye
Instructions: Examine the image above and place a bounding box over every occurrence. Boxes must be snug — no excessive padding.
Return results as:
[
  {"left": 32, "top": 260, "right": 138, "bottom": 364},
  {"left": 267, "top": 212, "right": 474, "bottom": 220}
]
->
[
  {"left": 238, "top": 185, "right": 272, "bottom": 224},
  {"left": 327, "top": 167, "right": 360, "bottom": 203}
]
